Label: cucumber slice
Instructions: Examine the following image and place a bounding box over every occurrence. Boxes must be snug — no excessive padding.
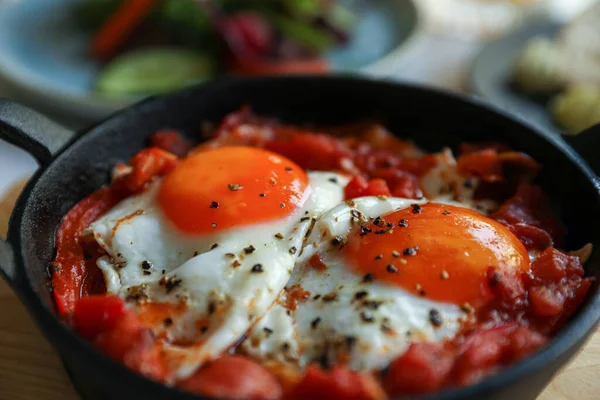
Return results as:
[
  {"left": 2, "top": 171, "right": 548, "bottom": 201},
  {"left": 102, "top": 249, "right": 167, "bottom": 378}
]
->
[
  {"left": 96, "top": 48, "right": 215, "bottom": 96},
  {"left": 266, "top": 14, "right": 336, "bottom": 53}
]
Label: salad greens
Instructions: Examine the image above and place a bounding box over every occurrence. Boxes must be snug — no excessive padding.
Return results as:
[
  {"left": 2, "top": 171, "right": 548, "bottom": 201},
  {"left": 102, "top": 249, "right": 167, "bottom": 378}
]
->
[{"left": 76, "top": 0, "right": 356, "bottom": 96}]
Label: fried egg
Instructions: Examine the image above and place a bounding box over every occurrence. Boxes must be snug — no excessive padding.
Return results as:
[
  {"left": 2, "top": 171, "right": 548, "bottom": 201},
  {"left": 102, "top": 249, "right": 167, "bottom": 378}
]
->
[
  {"left": 86, "top": 146, "right": 349, "bottom": 379},
  {"left": 241, "top": 197, "right": 529, "bottom": 371}
]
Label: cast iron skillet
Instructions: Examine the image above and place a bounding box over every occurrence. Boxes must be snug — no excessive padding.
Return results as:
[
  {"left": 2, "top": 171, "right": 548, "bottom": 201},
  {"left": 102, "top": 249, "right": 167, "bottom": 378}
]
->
[{"left": 0, "top": 76, "right": 599, "bottom": 400}]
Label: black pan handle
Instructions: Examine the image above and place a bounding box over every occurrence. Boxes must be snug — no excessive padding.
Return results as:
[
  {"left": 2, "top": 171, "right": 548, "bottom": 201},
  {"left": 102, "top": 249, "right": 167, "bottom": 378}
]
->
[
  {"left": 0, "top": 98, "right": 74, "bottom": 165},
  {"left": 0, "top": 99, "right": 74, "bottom": 285},
  {"left": 563, "top": 124, "right": 600, "bottom": 181}
]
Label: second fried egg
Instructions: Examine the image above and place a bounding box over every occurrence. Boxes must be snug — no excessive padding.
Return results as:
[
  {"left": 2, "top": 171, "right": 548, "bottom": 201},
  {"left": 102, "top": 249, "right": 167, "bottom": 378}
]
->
[{"left": 242, "top": 196, "right": 530, "bottom": 371}]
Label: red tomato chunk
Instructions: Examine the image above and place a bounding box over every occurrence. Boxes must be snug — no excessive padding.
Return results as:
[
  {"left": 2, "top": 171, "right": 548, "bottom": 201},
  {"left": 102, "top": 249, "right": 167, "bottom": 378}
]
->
[
  {"left": 180, "top": 356, "right": 282, "bottom": 400},
  {"left": 286, "top": 365, "right": 385, "bottom": 400},
  {"left": 149, "top": 130, "right": 192, "bottom": 157},
  {"left": 73, "top": 296, "right": 165, "bottom": 381}
]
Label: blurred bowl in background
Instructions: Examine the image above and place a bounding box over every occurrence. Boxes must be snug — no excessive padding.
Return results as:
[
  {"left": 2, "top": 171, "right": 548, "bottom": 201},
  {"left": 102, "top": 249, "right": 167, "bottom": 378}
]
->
[
  {"left": 470, "top": 21, "right": 561, "bottom": 134},
  {"left": 0, "top": 0, "right": 422, "bottom": 123}
]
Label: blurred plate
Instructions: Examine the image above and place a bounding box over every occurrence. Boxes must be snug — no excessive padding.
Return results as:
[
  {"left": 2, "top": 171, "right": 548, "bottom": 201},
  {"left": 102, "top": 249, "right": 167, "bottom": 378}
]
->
[
  {"left": 0, "top": 0, "right": 421, "bottom": 122},
  {"left": 470, "top": 20, "right": 563, "bottom": 134}
]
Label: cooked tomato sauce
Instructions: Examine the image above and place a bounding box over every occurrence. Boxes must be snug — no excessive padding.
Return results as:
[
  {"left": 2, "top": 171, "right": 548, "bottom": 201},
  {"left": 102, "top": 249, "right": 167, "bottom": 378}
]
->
[{"left": 52, "top": 108, "right": 593, "bottom": 399}]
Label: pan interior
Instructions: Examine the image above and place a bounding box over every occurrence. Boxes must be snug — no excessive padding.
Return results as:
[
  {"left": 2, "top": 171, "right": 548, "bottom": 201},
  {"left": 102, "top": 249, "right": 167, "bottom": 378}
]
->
[{"left": 16, "top": 76, "right": 600, "bottom": 366}]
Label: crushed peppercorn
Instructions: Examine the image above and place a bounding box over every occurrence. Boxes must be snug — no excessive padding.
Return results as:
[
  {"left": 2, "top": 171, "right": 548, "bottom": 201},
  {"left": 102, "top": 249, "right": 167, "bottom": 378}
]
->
[
  {"left": 429, "top": 309, "right": 443, "bottom": 327},
  {"left": 331, "top": 236, "right": 343, "bottom": 246},
  {"left": 398, "top": 218, "right": 408, "bottom": 227},
  {"left": 355, "top": 291, "right": 368, "bottom": 300},
  {"left": 251, "top": 264, "right": 264, "bottom": 273},
  {"left": 244, "top": 245, "right": 256, "bottom": 254},
  {"left": 386, "top": 264, "right": 398, "bottom": 273},
  {"left": 403, "top": 246, "right": 419, "bottom": 256},
  {"left": 311, "top": 317, "right": 321, "bottom": 329},
  {"left": 362, "top": 273, "right": 374, "bottom": 283},
  {"left": 289, "top": 246, "right": 297, "bottom": 255},
  {"left": 411, "top": 204, "right": 422, "bottom": 214},
  {"left": 360, "top": 312, "right": 375, "bottom": 323},
  {"left": 159, "top": 277, "right": 182, "bottom": 294},
  {"left": 360, "top": 226, "right": 372, "bottom": 236},
  {"left": 322, "top": 293, "right": 338, "bottom": 302},
  {"left": 209, "top": 201, "right": 219, "bottom": 209},
  {"left": 126, "top": 284, "right": 149, "bottom": 302},
  {"left": 363, "top": 300, "right": 383, "bottom": 310},
  {"left": 381, "top": 319, "right": 393, "bottom": 334}
]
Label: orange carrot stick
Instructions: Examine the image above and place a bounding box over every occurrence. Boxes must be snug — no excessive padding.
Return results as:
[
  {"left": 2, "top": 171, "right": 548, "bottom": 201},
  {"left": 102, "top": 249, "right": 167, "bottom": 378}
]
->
[{"left": 92, "top": 0, "right": 158, "bottom": 61}]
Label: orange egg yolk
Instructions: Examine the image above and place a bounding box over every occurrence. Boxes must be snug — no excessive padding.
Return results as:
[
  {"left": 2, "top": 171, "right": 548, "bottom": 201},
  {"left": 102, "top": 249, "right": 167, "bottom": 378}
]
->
[
  {"left": 158, "top": 146, "right": 308, "bottom": 234},
  {"left": 341, "top": 203, "right": 529, "bottom": 309}
]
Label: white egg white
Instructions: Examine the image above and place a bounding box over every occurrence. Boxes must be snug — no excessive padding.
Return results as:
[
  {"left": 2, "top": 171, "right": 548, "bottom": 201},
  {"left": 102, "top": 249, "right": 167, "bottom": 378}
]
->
[
  {"left": 241, "top": 197, "right": 467, "bottom": 372},
  {"left": 421, "top": 148, "right": 497, "bottom": 214},
  {"left": 85, "top": 171, "right": 349, "bottom": 379}
]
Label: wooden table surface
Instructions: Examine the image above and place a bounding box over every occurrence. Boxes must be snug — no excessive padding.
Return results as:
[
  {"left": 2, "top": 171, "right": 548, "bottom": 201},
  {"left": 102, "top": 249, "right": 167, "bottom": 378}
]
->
[{"left": 0, "top": 179, "right": 599, "bottom": 400}]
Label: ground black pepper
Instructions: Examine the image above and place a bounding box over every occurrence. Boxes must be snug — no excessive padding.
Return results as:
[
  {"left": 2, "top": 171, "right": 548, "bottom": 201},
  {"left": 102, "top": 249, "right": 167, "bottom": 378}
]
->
[
  {"left": 311, "top": 317, "right": 321, "bottom": 329},
  {"left": 429, "top": 309, "right": 443, "bottom": 327},
  {"left": 251, "top": 264, "right": 263, "bottom": 273},
  {"left": 362, "top": 273, "right": 374, "bottom": 283},
  {"left": 403, "top": 246, "right": 419, "bottom": 256}
]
